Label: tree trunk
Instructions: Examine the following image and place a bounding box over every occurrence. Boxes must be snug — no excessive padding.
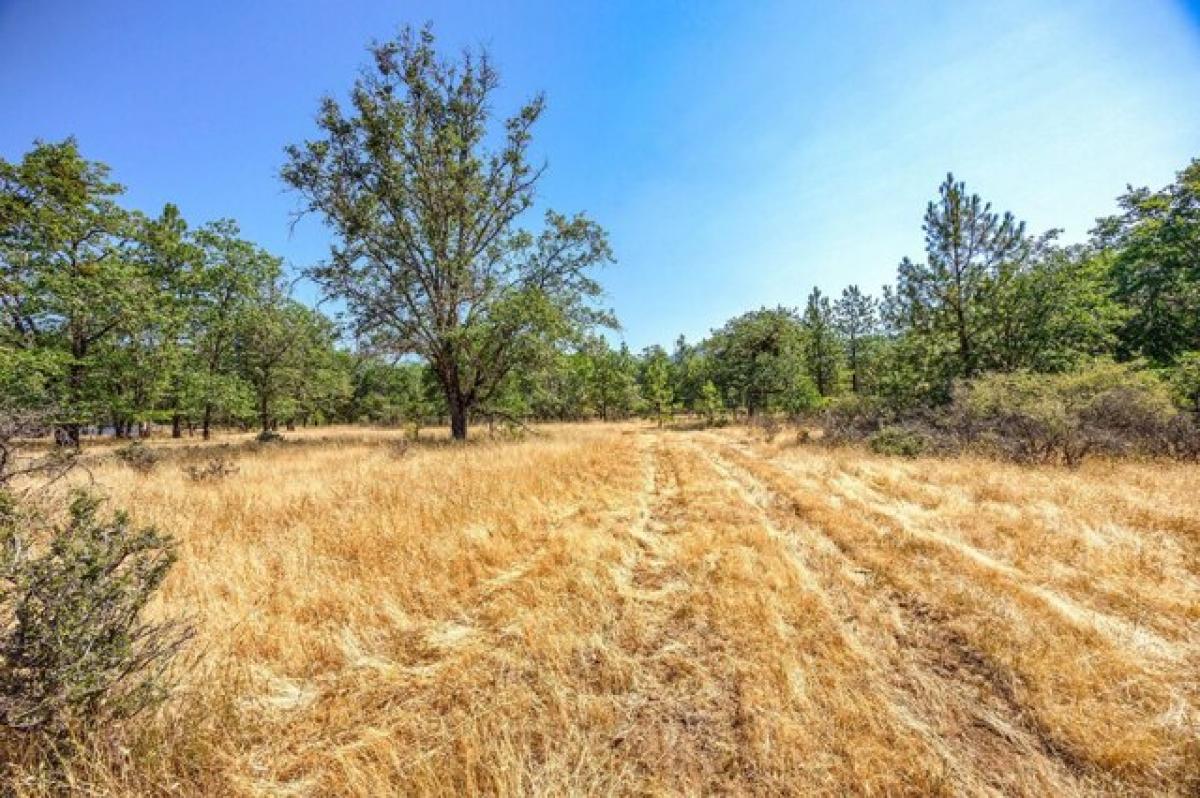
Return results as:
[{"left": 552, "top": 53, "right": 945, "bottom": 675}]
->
[
  {"left": 849, "top": 342, "right": 861, "bottom": 394},
  {"left": 171, "top": 414, "right": 183, "bottom": 439},
  {"left": 955, "top": 302, "right": 974, "bottom": 377},
  {"left": 57, "top": 350, "right": 86, "bottom": 448},
  {"left": 202, "top": 403, "right": 213, "bottom": 441},
  {"left": 449, "top": 398, "right": 468, "bottom": 441}
]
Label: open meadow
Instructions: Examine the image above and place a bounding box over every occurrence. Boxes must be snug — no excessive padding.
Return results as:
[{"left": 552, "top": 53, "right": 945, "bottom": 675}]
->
[{"left": 19, "top": 423, "right": 1197, "bottom": 796}]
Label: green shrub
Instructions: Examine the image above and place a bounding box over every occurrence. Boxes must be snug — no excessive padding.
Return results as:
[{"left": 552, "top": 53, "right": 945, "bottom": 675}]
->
[
  {"left": 954, "top": 360, "right": 1177, "bottom": 465},
  {"left": 868, "top": 425, "right": 928, "bottom": 457},
  {"left": 0, "top": 491, "right": 191, "bottom": 738},
  {"left": 697, "top": 381, "right": 726, "bottom": 426},
  {"left": 820, "top": 394, "right": 891, "bottom": 441},
  {"left": 784, "top": 378, "right": 823, "bottom": 417},
  {"left": 1169, "top": 352, "right": 1200, "bottom": 414}
]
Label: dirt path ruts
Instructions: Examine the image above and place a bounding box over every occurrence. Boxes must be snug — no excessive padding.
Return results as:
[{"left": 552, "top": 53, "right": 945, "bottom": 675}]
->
[{"left": 685, "top": 433, "right": 1101, "bottom": 797}]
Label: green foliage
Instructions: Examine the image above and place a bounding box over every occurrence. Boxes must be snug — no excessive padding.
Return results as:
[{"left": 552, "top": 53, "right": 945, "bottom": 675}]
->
[
  {"left": 892, "top": 173, "right": 1029, "bottom": 382},
  {"left": 589, "top": 342, "right": 641, "bottom": 421},
  {"left": 707, "top": 307, "right": 809, "bottom": 416},
  {"left": 1168, "top": 352, "right": 1200, "bottom": 413},
  {"left": 0, "top": 491, "right": 191, "bottom": 736},
  {"left": 639, "top": 347, "right": 674, "bottom": 427},
  {"left": 235, "top": 280, "right": 337, "bottom": 432},
  {"left": 697, "top": 380, "right": 726, "bottom": 425},
  {"left": 0, "top": 139, "right": 141, "bottom": 442},
  {"left": 954, "top": 360, "right": 1177, "bottom": 465},
  {"left": 3, "top": 112, "right": 1198, "bottom": 452},
  {"left": 868, "top": 426, "right": 929, "bottom": 457},
  {"left": 801, "top": 288, "right": 841, "bottom": 396},
  {"left": 283, "top": 26, "right": 615, "bottom": 439},
  {"left": 1095, "top": 159, "right": 1200, "bottom": 364},
  {"left": 834, "top": 285, "right": 878, "bottom": 394}
]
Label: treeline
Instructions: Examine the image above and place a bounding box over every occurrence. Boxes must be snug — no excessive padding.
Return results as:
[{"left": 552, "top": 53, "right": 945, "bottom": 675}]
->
[
  {"left": 2, "top": 138, "right": 1199, "bottom": 444},
  {"left": 613, "top": 162, "right": 1200, "bottom": 424},
  {"left": 499, "top": 161, "right": 1200, "bottom": 439}
]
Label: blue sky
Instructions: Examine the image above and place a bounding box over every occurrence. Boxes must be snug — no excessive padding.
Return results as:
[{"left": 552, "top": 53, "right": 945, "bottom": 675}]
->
[{"left": 2, "top": 0, "right": 1198, "bottom": 349}]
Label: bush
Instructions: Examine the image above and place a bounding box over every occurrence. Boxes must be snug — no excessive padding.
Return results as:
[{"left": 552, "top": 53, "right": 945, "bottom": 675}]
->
[
  {"left": 751, "top": 414, "right": 783, "bottom": 442},
  {"left": 256, "top": 429, "right": 283, "bottom": 444},
  {"left": 1169, "top": 352, "right": 1200, "bottom": 414},
  {"left": 115, "top": 441, "right": 161, "bottom": 474},
  {"left": 1164, "top": 413, "right": 1200, "bottom": 461},
  {"left": 0, "top": 491, "right": 191, "bottom": 738},
  {"left": 182, "top": 457, "right": 239, "bottom": 483},
  {"left": 820, "top": 394, "right": 892, "bottom": 442},
  {"left": 953, "top": 361, "right": 1177, "bottom": 466},
  {"left": 868, "top": 425, "right": 929, "bottom": 457}
]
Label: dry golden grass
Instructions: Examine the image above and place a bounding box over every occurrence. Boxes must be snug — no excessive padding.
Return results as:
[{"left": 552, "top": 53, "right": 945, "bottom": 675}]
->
[{"left": 9, "top": 423, "right": 1198, "bottom": 795}]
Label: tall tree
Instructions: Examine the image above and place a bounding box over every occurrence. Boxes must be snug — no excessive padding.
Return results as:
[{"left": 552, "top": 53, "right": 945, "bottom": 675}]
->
[
  {"left": 190, "top": 221, "right": 280, "bottom": 438},
  {"left": 707, "top": 307, "right": 811, "bottom": 416},
  {"left": 1093, "top": 159, "right": 1200, "bottom": 364},
  {"left": 235, "top": 280, "right": 333, "bottom": 433},
  {"left": 639, "top": 346, "right": 674, "bottom": 427},
  {"left": 283, "top": 26, "right": 614, "bottom": 440},
  {"left": 801, "top": 287, "right": 841, "bottom": 396},
  {"left": 0, "top": 140, "right": 142, "bottom": 444},
  {"left": 590, "top": 341, "right": 640, "bottom": 421},
  {"left": 897, "top": 174, "right": 1028, "bottom": 380},
  {"left": 834, "top": 285, "right": 878, "bottom": 394},
  {"left": 981, "top": 241, "right": 1124, "bottom": 373},
  {"left": 132, "top": 203, "right": 199, "bottom": 437}
]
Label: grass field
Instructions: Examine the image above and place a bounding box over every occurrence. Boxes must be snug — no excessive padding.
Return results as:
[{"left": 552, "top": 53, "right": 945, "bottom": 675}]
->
[{"left": 25, "top": 423, "right": 1199, "bottom": 796}]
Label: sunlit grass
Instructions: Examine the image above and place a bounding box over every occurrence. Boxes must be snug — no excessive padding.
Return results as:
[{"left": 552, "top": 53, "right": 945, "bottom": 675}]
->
[{"left": 12, "top": 423, "right": 1197, "bottom": 795}]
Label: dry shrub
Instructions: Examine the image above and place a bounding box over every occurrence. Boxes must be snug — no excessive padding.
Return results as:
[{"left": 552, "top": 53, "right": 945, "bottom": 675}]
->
[
  {"left": 0, "top": 409, "right": 76, "bottom": 497},
  {"left": 0, "top": 409, "right": 191, "bottom": 773},
  {"left": 0, "top": 493, "right": 192, "bottom": 741},
  {"left": 821, "top": 362, "right": 1193, "bottom": 467},
  {"left": 868, "top": 425, "right": 929, "bottom": 457},
  {"left": 955, "top": 362, "right": 1177, "bottom": 466},
  {"left": 115, "top": 442, "right": 161, "bottom": 474},
  {"left": 182, "top": 457, "right": 239, "bottom": 483},
  {"left": 751, "top": 414, "right": 783, "bottom": 442}
]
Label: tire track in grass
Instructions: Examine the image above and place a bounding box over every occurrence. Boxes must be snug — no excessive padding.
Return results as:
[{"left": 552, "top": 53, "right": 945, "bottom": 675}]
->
[
  {"left": 685, "top": 435, "right": 1098, "bottom": 797},
  {"left": 820, "top": 463, "right": 1190, "bottom": 662},
  {"left": 703, "top": 432, "right": 1200, "bottom": 794}
]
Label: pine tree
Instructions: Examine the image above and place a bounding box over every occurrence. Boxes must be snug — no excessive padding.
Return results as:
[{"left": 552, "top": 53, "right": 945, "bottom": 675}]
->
[
  {"left": 834, "top": 285, "right": 878, "bottom": 394},
  {"left": 801, "top": 288, "right": 841, "bottom": 396}
]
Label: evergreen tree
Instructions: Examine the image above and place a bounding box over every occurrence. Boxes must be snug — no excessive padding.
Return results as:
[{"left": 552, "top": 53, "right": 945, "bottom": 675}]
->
[
  {"left": 639, "top": 346, "right": 674, "bottom": 427},
  {"left": 801, "top": 287, "right": 841, "bottom": 396},
  {"left": 834, "top": 285, "right": 878, "bottom": 394},
  {"left": 895, "top": 174, "right": 1028, "bottom": 381}
]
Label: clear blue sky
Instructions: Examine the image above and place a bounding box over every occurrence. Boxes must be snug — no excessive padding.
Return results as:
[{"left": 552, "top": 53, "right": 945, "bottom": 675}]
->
[{"left": 2, "top": 0, "right": 1199, "bottom": 349}]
